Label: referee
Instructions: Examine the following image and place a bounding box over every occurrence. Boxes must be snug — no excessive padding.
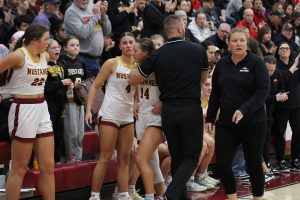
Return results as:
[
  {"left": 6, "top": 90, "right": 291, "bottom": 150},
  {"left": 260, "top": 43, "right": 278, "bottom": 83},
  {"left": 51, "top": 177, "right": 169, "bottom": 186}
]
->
[{"left": 128, "top": 15, "right": 209, "bottom": 200}]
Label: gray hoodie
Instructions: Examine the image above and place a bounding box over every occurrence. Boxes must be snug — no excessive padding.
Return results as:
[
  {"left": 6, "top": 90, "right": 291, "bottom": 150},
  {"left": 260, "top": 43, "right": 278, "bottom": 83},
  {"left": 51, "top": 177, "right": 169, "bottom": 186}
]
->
[{"left": 64, "top": 3, "right": 112, "bottom": 57}]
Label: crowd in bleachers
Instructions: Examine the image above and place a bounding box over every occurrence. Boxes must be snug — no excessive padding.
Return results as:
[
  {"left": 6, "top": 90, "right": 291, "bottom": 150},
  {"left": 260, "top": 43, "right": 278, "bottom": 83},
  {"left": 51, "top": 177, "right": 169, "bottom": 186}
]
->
[{"left": 1, "top": 0, "right": 300, "bottom": 199}]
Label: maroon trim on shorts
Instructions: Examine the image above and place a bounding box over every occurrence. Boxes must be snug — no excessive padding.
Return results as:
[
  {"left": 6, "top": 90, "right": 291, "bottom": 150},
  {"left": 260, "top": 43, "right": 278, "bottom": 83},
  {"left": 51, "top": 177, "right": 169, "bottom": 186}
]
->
[
  {"left": 11, "top": 103, "right": 20, "bottom": 139},
  {"left": 98, "top": 117, "right": 119, "bottom": 128},
  {"left": 148, "top": 125, "right": 163, "bottom": 130},
  {"left": 120, "top": 122, "right": 134, "bottom": 128},
  {"left": 13, "top": 97, "right": 45, "bottom": 104},
  {"left": 12, "top": 136, "right": 36, "bottom": 143},
  {"left": 36, "top": 132, "right": 54, "bottom": 138}
]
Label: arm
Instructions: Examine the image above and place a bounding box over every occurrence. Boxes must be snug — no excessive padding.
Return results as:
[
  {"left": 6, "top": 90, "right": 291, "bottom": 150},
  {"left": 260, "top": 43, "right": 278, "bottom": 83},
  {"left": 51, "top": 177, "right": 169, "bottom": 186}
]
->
[
  {"left": 0, "top": 50, "right": 24, "bottom": 73},
  {"left": 100, "top": 14, "right": 112, "bottom": 36},
  {"left": 128, "top": 53, "right": 155, "bottom": 85},
  {"left": 238, "top": 58, "right": 270, "bottom": 116},
  {"left": 85, "top": 58, "right": 115, "bottom": 125},
  {"left": 128, "top": 67, "right": 146, "bottom": 86},
  {"left": 206, "top": 64, "right": 220, "bottom": 123}
]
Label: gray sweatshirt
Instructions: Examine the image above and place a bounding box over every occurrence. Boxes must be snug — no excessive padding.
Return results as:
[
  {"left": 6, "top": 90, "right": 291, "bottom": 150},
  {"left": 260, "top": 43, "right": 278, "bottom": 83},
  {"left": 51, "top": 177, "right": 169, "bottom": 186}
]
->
[{"left": 64, "top": 3, "right": 112, "bottom": 57}]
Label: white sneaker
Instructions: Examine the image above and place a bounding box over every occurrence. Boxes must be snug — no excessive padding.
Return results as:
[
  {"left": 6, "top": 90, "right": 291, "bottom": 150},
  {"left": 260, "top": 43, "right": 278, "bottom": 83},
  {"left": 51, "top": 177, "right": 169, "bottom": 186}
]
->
[
  {"left": 89, "top": 196, "right": 101, "bottom": 200},
  {"left": 117, "top": 196, "right": 132, "bottom": 200},
  {"left": 112, "top": 191, "right": 119, "bottom": 200},
  {"left": 129, "top": 191, "right": 143, "bottom": 200},
  {"left": 186, "top": 180, "right": 207, "bottom": 192},
  {"left": 204, "top": 173, "right": 220, "bottom": 185},
  {"left": 195, "top": 176, "right": 215, "bottom": 189}
]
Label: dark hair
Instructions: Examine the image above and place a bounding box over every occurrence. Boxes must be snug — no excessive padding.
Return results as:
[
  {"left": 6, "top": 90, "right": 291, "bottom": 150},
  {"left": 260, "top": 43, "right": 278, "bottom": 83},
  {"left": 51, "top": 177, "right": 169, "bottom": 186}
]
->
[
  {"left": 248, "top": 38, "right": 263, "bottom": 58},
  {"left": 119, "top": 32, "right": 135, "bottom": 41},
  {"left": 14, "top": 24, "right": 49, "bottom": 50},
  {"left": 13, "top": 14, "right": 33, "bottom": 28},
  {"left": 49, "top": 16, "right": 64, "bottom": 36},
  {"left": 264, "top": 55, "right": 277, "bottom": 65},
  {"left": 62, "top": 35, "right": 78, "bottom": 47},
  {"left": 257, "top": 26, "right": 271, "bottom": 42},
  {"left": 201, "top": 40, "right": 215, "bottom": 50},
  {"left": 136, "top": 38, "right": 155, "bottom": 55},
  {"left": 164, "top": 15, "right": 183, "bottom": 34},
  {"left": 274, "top": 42, "right": 292, "bottom": 59}
]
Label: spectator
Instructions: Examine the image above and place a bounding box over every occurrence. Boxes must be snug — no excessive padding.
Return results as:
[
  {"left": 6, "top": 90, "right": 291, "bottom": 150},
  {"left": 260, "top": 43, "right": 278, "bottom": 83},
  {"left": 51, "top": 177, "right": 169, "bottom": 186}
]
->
[
  {"left": 291, "top": 12, "right": 300, "bottom": 46},
  {"left": 64, "top": 0, "right": 111, "bottom": 78},
  {"left": 199, "top": 0, "right": 220, "bottom": 28},
  {"left": 252, "top": 0, "right": 267, "bottom": 28},
  {"left": 273, "top": 42, "right": 300, "bottom": 172},
  {"left": 59, "top": 36, "right": 86, "bottom": 163},
  {"left": 141, "top": 0, "right": 176, "bottom": 38},
  {"left": 274, "top": 23, "right": 300, "bottom": 55},
  {"left": 107, "top": 0, "right": 136, "bottom": 56},
  {"left": 204, "top": 22, "right": 230, "bottom": 54},
  {"left": 225, "top": 0, "right": 242, "bottom": 19},
  {"left": 32, "top": 0, "right": 61, "bottom": 30},
  {"left": 257, "top": 26, "right": 276, "bottom": 56},
  {"left": 49, "top": 16, "right": 66, "bottom": 46},
  {"left": 188, "top": 12, "right": 215, "bottom": 43},
  {"left": 236, "top": 8, "right": 258, "bottom": 39},
  {"left": 45, "top": 39, "right": 72, "bottom": 163},
  {"left": 233, "top": 0, "right": 253, "bottom": 23},
  {"left": 175, "top": 10, "right": 200, "bottom": 43},
  {"left": 267, "top": 9, "right": 285, "bottom": 41}
]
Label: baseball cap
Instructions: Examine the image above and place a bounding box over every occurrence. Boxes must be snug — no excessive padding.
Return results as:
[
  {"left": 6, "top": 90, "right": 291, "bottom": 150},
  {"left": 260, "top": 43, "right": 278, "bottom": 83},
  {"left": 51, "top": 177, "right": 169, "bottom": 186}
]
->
[
  {"left": 282, "top": 23, "right": 294, "bottom": 31},
  {"left": 269, "top": 9, "right": 286, "bottom": 18},
  {"left": 44, "top": 0, "right": 62, "bottom": 4}
]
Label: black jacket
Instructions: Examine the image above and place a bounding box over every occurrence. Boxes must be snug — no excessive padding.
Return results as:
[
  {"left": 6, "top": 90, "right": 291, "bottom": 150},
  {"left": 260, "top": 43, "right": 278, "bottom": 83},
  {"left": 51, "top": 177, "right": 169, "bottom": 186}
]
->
[
  {"left": 141, "top": 2, "right": 170, "bottom": 38},
  {"left": 44, "top": 61, "right": 67, "bottom": 115},
  {"left": 58, "top": 55, "right": 86, "bottom": 105},
  {"left": 276, "top": 58, "right": 300, "bottom": 108},
  {"left": 265, "top": 69, "right": 285, "bottom": 119},
  {"left": 206, "top": 52, "right": 270, "bottom": 125}
]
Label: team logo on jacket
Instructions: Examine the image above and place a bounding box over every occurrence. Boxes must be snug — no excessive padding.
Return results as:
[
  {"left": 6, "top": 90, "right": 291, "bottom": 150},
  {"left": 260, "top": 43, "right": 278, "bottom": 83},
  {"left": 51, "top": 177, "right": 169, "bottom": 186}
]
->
[{"left": 240, "top": 67, "right": 249, "bottom": 72}]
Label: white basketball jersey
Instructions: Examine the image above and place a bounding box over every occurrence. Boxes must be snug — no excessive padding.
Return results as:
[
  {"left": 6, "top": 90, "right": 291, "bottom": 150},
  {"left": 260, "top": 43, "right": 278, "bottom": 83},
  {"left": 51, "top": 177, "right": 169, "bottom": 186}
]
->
[
  {"left": 99, "top": 57, "right": 135, "bottom": 120},
  {"left": 0, "top": 47, "right": 48, "bottom": 95},
  {"left": 138, "top": 73, "right": 160, "bottom": 114}
]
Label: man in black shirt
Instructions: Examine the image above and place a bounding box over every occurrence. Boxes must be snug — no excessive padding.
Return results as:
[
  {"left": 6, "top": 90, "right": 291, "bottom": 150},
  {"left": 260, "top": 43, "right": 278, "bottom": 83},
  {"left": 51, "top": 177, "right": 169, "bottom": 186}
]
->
[{"left": 128, "top": 15, "right": 209, "bottom": 200}]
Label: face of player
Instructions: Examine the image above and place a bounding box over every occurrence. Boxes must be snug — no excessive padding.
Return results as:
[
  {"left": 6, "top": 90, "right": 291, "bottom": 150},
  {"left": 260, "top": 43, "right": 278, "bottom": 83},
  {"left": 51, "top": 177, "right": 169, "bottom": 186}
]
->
[
  {"left": 119, "top": 35, "right": 135, "bottom": 56},
  {"left": 36, "top": 31, "right": 50, "bottom": 53},
  {"left": 202, "top": 78, "right": 212, "bottom": 97},
  {"left": 64, "top": 38, "right": 80, "bottom": 59},
  {"left": 133, "top": 43, "right": 148, "bottom": 63}
]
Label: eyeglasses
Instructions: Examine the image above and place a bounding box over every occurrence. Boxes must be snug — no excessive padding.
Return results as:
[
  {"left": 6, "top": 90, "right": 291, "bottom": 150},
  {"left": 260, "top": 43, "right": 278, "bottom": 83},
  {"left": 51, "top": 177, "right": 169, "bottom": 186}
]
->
[
  {"left": 219, "top": 30, "right": 229, "bottom": 34},
  {"left": 279, "top": 47, "right": 290, "bottom": 51},
  {"left": 49, "top": 46, "right": 61, "bottom": 50}
]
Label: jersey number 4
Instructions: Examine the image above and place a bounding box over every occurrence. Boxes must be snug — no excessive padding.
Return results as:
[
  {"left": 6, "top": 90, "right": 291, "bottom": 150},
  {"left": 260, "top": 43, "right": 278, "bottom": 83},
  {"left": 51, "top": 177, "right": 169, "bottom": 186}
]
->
[
  {"left": 31, "top": 78, "right": 45, "bottom": 86},
  {"left": 140, "top": 87, "right": 149, "bottom": 99}
]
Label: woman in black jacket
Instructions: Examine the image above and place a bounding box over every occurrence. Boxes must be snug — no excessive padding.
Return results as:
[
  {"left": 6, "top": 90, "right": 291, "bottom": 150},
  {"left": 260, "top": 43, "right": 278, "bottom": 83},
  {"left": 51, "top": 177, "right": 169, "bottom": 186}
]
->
[
  {"left": 272, "top": 42, "right": 300, "bottom": 172},
  {"left": 205, "top": 28, "right": 270, "bottom": 200}
]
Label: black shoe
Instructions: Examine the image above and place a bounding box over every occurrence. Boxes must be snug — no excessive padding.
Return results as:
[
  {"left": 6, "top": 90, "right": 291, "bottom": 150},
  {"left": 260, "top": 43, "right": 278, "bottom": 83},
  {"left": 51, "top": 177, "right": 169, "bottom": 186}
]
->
[
  {"left": 267, "top": 163, "right": 280, "bottom": 175},
  {"left": 291, "top": 159, "right": 300, "bottom": 172},
  {"left": 278, "top": 160, "right": 290, "bottom": 173},
  {"left": 264, "top": 172, "right": 275, "bottom": 183}
]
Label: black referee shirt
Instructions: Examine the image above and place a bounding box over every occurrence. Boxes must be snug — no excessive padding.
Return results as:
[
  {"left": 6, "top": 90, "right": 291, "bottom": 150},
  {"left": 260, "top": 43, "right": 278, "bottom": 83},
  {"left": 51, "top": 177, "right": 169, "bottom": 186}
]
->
[{"left": 138, "top": 37, "right": 209, "bottom": 102}]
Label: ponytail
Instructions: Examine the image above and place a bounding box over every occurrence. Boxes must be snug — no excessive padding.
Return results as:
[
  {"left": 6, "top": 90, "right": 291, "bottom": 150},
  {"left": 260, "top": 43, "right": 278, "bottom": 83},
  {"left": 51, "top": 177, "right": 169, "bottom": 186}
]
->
[{"left": 13, "top": 35, "right": 25, "bottom": 51}]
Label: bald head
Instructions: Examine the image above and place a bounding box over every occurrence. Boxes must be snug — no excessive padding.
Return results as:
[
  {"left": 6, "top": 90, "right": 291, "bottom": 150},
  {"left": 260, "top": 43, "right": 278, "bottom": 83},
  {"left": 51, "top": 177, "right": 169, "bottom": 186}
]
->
[{"left": 243, "top": 8, "right": 254, "bottom": 24}]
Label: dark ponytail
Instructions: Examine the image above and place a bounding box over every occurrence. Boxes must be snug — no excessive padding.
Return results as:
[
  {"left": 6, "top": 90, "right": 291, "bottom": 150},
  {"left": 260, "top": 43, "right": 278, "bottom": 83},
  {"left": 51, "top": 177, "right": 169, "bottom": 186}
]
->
[{"left": 13, "top": 35, "right": 25, "bottom": 51}]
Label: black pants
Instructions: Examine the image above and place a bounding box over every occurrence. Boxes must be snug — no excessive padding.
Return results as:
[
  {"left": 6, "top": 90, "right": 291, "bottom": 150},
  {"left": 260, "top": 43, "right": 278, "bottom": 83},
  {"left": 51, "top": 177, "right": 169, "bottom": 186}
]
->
[
  {"left": 50, "top": 112, "right": 64, "bottom": 163},
  {"left": 273, "top": 107, "right": 300, "bottom": 162},
  {"left": 162, "top": 102, "right": 203, "bottom": 200},
  {"left": 263, "top": 118, "right": 273, "bottom": 164},
  {"left": 215, "top": 121, "right": 266, "bottom": 197}
]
